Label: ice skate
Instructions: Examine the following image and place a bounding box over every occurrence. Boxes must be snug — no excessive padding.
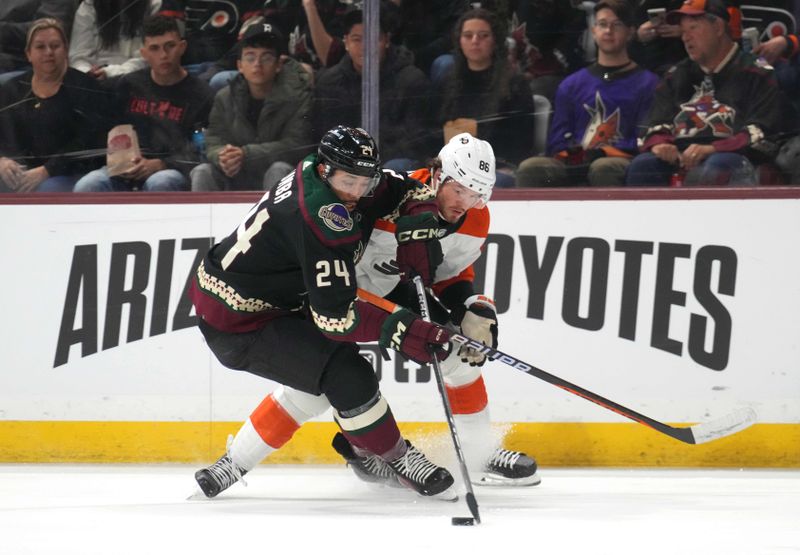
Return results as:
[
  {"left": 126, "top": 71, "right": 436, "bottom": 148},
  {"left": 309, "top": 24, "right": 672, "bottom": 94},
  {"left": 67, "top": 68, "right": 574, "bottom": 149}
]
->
[
  {"left": 331, "top": 432, "right": 401, "bottom": 488},
  {"left": 387, "top": 440, "right": 456, "bottom": 500},
  {"left": 193, "top": 436, "right": 248, "bottom": 498},
  {"left": 472, "top": 447, "right": 541, "bottom": 487}
]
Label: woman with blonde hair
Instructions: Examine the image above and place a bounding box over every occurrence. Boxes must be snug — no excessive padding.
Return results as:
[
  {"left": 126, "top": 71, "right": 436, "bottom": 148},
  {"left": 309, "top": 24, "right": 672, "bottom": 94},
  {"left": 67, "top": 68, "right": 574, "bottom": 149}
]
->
[{"left": 0, "top": 18, "right": 108, "bottom": 192}]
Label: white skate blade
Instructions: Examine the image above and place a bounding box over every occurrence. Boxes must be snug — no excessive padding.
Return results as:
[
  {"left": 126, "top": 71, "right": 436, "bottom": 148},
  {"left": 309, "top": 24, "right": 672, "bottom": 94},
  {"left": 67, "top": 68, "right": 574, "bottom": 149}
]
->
[
  {"left": 362, "top": 478, "right": 404, "bottom": 492},
  {"left": 186, "top": 488, "right": 210, "bottom": 501},
  {"left": 360, "top": 480, "right": 458, "bottom": 502},
  {"left": 472, "top": 470, "right": 542, "bottom": 487},
  {"left": 432, "top": 486, "right": 459, "bottom": 502}
]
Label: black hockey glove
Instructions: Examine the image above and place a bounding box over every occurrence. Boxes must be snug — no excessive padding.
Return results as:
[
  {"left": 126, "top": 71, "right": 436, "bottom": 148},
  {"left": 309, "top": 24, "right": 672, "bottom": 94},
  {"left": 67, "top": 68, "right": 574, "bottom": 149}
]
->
[
  {"left": 394, "top": 212, "right": 443, "bottom": 287},
  {"left": 454, "top": 295, "right": 498, "bottom": 367},
  {"left": 379, "top": 308, "right": 451, "bottom": 365}
]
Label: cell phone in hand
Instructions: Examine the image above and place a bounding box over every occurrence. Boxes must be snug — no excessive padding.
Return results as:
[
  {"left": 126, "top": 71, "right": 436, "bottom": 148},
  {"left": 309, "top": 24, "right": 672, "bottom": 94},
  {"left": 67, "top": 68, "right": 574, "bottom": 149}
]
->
[
  {"left": 742, "top": 27, "right": 760, "bottom": 53},
  {"left": 647, "top": 7, "right": 666, "bottom": 26}
]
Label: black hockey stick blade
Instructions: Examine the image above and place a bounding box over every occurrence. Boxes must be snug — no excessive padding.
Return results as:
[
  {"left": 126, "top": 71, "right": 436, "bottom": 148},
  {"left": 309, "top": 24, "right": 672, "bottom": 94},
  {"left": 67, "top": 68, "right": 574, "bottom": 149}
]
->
[
  {"left": 465, "top": 492, "right": 481, "bottom": 524},
  {"left": 447, "top": 332, "right": 758, "bottom": 445}
]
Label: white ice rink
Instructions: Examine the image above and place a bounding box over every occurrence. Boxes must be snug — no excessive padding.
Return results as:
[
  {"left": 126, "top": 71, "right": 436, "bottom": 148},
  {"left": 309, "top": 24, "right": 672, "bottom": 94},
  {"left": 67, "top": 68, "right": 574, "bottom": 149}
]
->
[{"left": 1, "top": 464, "right": 798, "bottom": 555}]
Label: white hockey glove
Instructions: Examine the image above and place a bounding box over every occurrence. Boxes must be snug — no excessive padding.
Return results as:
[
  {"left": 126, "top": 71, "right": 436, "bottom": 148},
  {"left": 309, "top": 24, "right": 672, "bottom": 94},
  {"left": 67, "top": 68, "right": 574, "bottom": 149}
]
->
[{"left": 458, "top": 295, "right": 498, "bottom": 367}]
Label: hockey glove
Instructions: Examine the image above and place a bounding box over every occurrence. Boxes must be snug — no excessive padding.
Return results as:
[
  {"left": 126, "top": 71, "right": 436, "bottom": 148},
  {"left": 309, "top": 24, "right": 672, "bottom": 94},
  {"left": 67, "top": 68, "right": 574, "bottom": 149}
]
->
[
  {"left": 394, "top": 212, "right": 444, "bottom": 286},
  {"left": 457, "top": 296, "right": 498, "bottom": 367},
  {"left": 379, "top": 308, "right": 451, "bottom": 365}
]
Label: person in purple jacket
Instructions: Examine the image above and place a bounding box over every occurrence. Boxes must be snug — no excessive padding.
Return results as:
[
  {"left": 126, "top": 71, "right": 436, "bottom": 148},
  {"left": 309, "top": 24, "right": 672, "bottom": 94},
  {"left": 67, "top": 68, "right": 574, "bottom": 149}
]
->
[{"left": 517, "top": 0, "right": 659, "bottom": 187}]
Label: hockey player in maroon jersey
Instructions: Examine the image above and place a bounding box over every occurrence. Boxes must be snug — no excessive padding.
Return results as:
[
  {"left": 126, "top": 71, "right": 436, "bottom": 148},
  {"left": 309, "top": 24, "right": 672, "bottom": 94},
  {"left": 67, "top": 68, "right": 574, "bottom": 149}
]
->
[
  {"left": 194, "top": 133, "right": 539, "bottom": 498},
  {"left": 190, "top": 126, "right": 455, "bottom": 500}
]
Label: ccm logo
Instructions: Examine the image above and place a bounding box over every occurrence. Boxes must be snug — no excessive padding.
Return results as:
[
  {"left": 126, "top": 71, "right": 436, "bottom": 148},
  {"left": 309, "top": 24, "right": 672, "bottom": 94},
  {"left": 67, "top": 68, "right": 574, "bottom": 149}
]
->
[{"left": 397, "top": 229, "right": 439, "bottom": 242}]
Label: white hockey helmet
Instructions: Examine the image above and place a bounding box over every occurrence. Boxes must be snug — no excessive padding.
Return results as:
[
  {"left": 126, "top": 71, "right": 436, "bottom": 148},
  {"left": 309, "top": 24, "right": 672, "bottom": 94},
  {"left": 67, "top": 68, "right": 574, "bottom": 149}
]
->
[{"left": 437, "top": 133, "right": 496, "bottom": 207}]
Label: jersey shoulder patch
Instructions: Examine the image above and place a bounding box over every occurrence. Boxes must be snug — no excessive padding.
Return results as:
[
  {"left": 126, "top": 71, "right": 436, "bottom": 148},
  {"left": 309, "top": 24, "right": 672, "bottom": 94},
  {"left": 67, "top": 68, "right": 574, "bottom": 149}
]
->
[{"left": 298, "top": 159, "right": 361, "bottom": 246}]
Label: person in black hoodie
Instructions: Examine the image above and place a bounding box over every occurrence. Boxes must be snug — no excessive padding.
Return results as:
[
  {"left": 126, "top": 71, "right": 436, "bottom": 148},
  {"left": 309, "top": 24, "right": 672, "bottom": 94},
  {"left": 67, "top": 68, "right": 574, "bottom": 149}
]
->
[
  {"left": 0, "top": 18, "right": 108, "bottom": 193},
  {"left": 312, "top": 9, "right": 433, "bottom": 170},
  {"left": 73, "top": 15, "right": 214, "bottom": 192},
  {"left": 434, "top": 8, "right": 534, "bottom": 188}
]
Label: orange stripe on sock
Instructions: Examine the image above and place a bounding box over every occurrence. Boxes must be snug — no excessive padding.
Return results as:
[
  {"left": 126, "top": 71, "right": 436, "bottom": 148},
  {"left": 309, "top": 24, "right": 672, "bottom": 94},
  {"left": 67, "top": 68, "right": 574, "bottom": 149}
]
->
[
  {"left": 250, "top": 394, "right": 300, "bottom": 449},
  {"left": 445, "top": 376, "right": 488, "bottom": 415}
]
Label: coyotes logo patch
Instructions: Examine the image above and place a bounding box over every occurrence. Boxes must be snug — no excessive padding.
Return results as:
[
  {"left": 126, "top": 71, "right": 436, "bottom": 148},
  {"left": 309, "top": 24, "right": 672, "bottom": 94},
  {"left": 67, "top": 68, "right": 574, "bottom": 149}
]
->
[
  {"left": 674, "top": 80, "right": 735, "bottom": 138},
  {"left": 581, "top": 92, "right": 622, "bottom": 150}
]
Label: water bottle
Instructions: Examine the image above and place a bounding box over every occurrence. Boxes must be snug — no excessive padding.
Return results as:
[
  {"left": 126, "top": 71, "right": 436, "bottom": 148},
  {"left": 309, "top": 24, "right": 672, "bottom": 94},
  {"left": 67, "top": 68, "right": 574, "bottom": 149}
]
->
[{"left": 192, "top": 125, "right": 207, "bottom": 162}]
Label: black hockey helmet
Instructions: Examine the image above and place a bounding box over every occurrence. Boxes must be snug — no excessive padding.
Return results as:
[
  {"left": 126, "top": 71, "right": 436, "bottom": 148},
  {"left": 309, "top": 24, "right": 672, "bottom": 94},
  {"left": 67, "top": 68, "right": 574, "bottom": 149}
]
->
[{"left": 318, "top": 125, "right": 382, "bottom": 180}]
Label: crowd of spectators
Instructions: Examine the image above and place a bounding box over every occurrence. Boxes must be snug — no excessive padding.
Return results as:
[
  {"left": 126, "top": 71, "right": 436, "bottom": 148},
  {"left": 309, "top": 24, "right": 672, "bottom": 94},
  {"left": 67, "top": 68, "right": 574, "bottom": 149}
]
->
[{"left": 2, "top": 0, "right": 800, "bottom": 192}]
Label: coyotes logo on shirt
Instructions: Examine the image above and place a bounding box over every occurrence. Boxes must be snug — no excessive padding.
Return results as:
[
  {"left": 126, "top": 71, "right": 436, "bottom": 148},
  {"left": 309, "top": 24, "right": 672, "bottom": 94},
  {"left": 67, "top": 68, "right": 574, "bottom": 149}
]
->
[
  {"left": 674, "top": 80, "right": 735, "bottom": 138},
  {"left": 581, "top": 92, "right": 622, "bottom": 150}
]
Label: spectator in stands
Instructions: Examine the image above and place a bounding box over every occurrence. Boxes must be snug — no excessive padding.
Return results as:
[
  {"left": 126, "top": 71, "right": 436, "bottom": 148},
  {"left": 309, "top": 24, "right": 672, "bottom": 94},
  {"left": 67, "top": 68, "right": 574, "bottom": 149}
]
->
[
  {"left": 73, "top": 15, "right": 214, "bottom": 192},
  {"left": 301, "top": 0, "right": 337, "bottom": 69},
  {"left": 295, "top": 0, "right": 353, "bottom": 70},
  {"left": 755, "top": 33, "right": 798, "bottom": 65},
  {"left": 190, "top": 20, "right": 312, "bottom": 192},
  {"left": 158, "top": 0, "right": 267, "bottom": 78},
  {"left": 434, "top": 8, "right": 534, "bottom": 187},
  {"left": 200, "top": 1, "right": 353, "bottom": 91},
  {"left": 299, "top": 0, "right": 397, "bottom": 71},
  {"left": 517, "top": 0, "right": 659, "bottom": 187},
  {"left": 625, "top": 0, "right": 783, "bottom": 187},
  {"left": 159, "top": 0, "right": 282, "bottom": 92},
  {"left": 505, "top": 0, "right": 588, "bottom": 101},
  {"left": 0, "top": 18, "right": 108, "bottom": 193},
  {"left": 313, "top": 9, "right": 432, "bottom": 170},
  {"left": 0, "top": 0, "right": 78, "bottom": 84},
  {"left": 629, "top": 0, "right": 687, "bottom": 76},
  {"left": 630, "top": 1, "right": 745, "bottom": 76},
  {"left": 69, "top": 0, "right": 161, "bottom": 84},
  {"left": 391, "top": 0, "right": 469, "bottom": 80},
  {"left": 750, "top": 6, "right": 800, "bottom": 123},
  {"left": 754, "top": 17, "right": 800, "bottom": 183}
]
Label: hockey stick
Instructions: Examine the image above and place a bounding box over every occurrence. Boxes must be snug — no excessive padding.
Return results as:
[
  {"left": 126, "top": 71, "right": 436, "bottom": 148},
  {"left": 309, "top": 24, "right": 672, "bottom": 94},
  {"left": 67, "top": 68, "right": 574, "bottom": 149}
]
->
[
  {"left": 412, "top": 277, "right": 481, "bottom": 525},
  {"left": 357, "top": 287, "right": 757, "bottom": 445}
]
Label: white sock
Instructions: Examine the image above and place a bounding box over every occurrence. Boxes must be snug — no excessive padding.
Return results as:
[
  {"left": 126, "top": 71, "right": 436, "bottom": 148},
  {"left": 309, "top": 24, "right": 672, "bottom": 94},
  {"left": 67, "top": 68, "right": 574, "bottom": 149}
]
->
[
  {"left": 229, "top": 419, "right": 275, "bottom": 471},
  {"left": 453, "top": 408, "right": 499, "bottom": 474}
]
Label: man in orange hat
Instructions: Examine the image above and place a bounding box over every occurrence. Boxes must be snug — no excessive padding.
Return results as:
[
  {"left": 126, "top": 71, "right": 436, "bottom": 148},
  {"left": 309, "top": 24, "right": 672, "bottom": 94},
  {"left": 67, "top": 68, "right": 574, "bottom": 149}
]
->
[{"left": 626, "top": 0, "right": 785, "bottom": 186}]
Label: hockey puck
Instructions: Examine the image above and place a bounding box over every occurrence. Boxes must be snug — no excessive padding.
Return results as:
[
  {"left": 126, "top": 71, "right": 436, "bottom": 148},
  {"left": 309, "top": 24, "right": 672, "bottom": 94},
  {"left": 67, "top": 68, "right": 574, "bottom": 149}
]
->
[{"left": 451, "top": 517, "right": 475, "bottom": 526}]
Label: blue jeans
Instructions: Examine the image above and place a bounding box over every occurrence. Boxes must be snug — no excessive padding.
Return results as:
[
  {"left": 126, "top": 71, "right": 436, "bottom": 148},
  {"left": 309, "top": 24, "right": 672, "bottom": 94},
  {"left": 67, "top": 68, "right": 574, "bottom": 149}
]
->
[
  {"left": 37, "top": 175, "right": 79, "bottom": 192},
  {"left": 184, "top": 62, "right": 216, "bottom": 77},
  {"left": 430, "top": 54, "right": 454, "bottom": 86},
  {"left": 209, "top": 70, "right": 238, "bottom": 92},
  {"left": 74, "top": 167, "right": 187, "bottom": 192},
  {"left": 0, "top": 174, "right": 77, "bottom": 193},
  {"left": 495, "top": 170, "right": 516, "bottom": 188},
  {"left": 625, "top": 151, "right": 757, "bottom": 186}
]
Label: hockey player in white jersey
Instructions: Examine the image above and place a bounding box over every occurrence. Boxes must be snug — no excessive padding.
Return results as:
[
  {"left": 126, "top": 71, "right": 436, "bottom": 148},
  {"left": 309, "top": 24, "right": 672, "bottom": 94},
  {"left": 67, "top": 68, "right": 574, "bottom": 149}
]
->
[{"left": 335, "top": 132, "right": 540, "bottom": 487}]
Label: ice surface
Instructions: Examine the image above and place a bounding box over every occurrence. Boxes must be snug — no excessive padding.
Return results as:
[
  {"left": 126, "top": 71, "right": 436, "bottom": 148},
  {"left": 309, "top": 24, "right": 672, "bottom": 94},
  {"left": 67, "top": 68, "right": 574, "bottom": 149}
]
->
[{"left": 1, "top": 464, "right": 798, "bottom": 555}]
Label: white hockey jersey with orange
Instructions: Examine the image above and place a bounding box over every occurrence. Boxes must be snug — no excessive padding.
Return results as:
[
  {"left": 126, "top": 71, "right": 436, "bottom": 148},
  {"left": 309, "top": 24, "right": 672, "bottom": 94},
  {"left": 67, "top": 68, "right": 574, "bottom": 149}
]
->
[{"left": 356, "top": 168, "right": 490, "bottom": 299}]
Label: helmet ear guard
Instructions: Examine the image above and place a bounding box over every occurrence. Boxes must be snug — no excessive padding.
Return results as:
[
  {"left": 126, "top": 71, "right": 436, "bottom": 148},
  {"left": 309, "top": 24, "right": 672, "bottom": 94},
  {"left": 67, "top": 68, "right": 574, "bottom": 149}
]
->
[{"left": 437, "top": 133, "right": 496, "bottom": 207}]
